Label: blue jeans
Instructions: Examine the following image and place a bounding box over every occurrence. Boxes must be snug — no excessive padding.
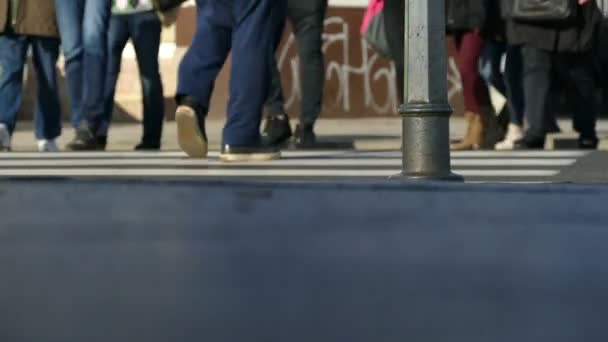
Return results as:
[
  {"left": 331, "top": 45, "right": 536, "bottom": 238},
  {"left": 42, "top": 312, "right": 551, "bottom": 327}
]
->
[
  {"left": 479, "top": 41, "right": 525, "bottom": 126},
  {"left": 101, "top": 11, "right": 164, "bottom": 145},
  {"left": 177, "top": 0, "right": 286, "bottom": 146},
  {"left": 0, "top": 34, "right": 62, "bottom": 140},
  {"left": 55, "top": 0, "right": 111, "bottom": 130}
]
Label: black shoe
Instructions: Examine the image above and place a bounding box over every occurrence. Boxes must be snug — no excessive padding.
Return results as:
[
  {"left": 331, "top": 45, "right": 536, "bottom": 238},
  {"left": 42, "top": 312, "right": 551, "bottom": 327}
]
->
[
  {"left": 578, "top": 137, "right": 599, "bottom": 150},
  {"left": 513, "top": 137, "right": 545, "bottom": 150},
  {"left": 66, "top": 126, "right": 105, "bottom": 151},
  {"left": 96, "top": 136, "right": 108, "bottom": 150},
  {"left": 135, "top": 142, "right": 161, "bottom": 151},
  {"left": 176, "top": 103, "right": 207, "bottom": 158},
  {"left": 545, "top": 120, "right": 561, "bottom": 134},
  {"left": 219, "top": 144, "right": 280, "bottom": 162},
  {"left": 294, "top": 124, "right": 316, "bottom": 149},
  {"left": 262, "top": 114, "right": 292, "bottom": 146}
]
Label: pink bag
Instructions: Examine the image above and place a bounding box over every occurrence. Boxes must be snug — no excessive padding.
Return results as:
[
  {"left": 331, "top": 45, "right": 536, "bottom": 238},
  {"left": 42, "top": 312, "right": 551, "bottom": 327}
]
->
[{"left": 360, "top": 0, "right": 391, "bottom": 57}]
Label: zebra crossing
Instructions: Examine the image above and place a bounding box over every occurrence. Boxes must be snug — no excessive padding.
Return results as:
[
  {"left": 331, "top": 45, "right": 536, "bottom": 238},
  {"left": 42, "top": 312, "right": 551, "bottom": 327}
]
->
[{"left": 0, "top": 150, "right": 588, "bottom": 182}]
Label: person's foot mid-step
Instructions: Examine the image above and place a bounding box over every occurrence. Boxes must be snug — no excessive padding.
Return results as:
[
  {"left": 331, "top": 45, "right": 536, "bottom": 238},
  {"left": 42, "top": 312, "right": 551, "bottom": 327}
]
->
[
  {"left": 262, "top": 114, "right": 292, "bottom": 146},
  {"left": 219, "top": 144, "right": 280, "bottom": 162},
  {"left": 176, "top": 105, "right": 208, "bottom": 158}
]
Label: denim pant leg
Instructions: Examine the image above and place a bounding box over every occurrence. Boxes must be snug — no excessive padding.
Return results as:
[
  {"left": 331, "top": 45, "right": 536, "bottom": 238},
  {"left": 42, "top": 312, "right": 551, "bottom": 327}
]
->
[
  {"left": 130, "top": 11, "right": 165, "bottom": 145},
  {"left": 55, "top": 0, "right": 85, "bottom": 128},
  {"left": 100, "top": 15, "right": 131, "bottom": 137},
  {"left": 82, "top": 0, "right": 111, "bottom": 130},
  {"left": 0, "top": 34, "right": 28, "bottom": 134},
  {"left": 522, "top": 47, "right": 552, "bottom": 143},
  {"left": 289, "top": 0, "right": 327, "bottom": 126},
  {"left": 31, "top": 37, "right": 62, "bottom": 140},
  {"left": 504, "top": 45, "right": 525, "bottom": 126},
  {"left": 176, "top": 1, "right": 232, "bottom": 111},
  {"left": 224, "top": 0, "right": 286, "bottom": 145},
  {"left": 478, "top": 41, "right": 507, "bottom": 96}
]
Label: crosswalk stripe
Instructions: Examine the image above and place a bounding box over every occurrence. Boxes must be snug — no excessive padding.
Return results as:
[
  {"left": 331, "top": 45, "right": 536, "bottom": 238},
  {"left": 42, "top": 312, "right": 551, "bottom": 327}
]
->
[
  {"left": 0, "top": 150, "right": 590, "bottom": 159},
  {"left": 350, "top": 151, "right": 589, "bottom": 158},
  {"left": 0, "top": 158, "right": 577, "bottom": 167},
  {"left": 0, "top": 168, "right": 560, "bottom": 177}
]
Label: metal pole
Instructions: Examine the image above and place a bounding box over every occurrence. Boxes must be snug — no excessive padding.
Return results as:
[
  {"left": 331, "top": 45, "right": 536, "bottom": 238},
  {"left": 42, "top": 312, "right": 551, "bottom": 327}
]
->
[{"left": 394, "top": 0, "right": 462, "bottom": 181}]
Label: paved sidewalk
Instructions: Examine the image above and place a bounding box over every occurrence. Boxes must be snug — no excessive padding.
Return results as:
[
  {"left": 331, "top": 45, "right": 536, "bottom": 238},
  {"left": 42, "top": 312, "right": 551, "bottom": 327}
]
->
[{"left": 9, "top": 118, "right": 608, "bottom": 151}]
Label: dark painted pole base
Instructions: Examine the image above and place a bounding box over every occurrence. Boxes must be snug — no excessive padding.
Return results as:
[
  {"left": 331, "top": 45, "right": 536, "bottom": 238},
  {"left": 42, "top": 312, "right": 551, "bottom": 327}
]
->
[
  {"left": 398, "top": 103, "right": 462, "bottom": 182},
  {"left": 390, "top": 172, "right": 464, "bottom": 182}
]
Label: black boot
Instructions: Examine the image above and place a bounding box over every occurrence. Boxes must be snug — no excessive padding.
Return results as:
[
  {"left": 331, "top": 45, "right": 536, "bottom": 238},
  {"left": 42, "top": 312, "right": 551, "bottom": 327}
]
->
[
  {"left": 262, "top": 114, "right": 292, "bottom": 146},
  {"left": 294, "top": 124, "right": 316, "bottom": 149}
]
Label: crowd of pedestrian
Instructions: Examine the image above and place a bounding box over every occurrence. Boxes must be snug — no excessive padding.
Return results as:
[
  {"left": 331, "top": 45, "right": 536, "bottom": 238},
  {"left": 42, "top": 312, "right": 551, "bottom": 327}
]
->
[
  {"left": 446, "top": 0, "right": 606, "bottom": 150},
  {"left": 0, "top": 0, "right": 606, "bottom": 160}
]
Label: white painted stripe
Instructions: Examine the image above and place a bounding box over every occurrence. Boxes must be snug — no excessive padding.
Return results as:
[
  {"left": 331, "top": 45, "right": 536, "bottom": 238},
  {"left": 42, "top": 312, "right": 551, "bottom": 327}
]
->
[
  {"left": 0, "top": 150, "right": 588, "bottom": 159},
  {"left": 0, "top": 158, "right": 576, "bottom": 167},
  {"left": 0, "top": 151, "right": 349, "bottom": 159},
  {"left": 0, "top": 169, "right": 559, "bottom": 177},
  {"left": 452, "top": 151, "right": 588, "bottom": 158},
  {"left": 348, "top": 151, "right": 589, "bottom": 158}
]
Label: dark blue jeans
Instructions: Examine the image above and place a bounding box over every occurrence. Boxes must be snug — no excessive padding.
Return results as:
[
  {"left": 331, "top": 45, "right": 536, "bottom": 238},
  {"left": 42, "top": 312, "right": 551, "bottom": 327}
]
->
[
  {"left": 479, "top": 41, "right": 525, "bottom": 126},
  {"left": 0, "top": 34, "right": 62, "bottom": 140},
  {"left": 101, "top": 11, "right": 164, "bottom": 145},
  {"left": 55, "top": 0, "right": 111, "bottom": 130},
  {"left": 177, "top": 0, "right": 286, "bottom": 146}
]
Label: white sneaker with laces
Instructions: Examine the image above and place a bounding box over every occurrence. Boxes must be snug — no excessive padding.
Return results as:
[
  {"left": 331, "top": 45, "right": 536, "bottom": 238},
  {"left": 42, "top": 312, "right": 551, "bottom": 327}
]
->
[
  {"left": 0, "top": 123, "right": 11, "bottom": 151},
  {"left": 495, "top": 123, "right": 524, "bottom": 151},
  {"left": 37, "top": 139, "right": 59, "bottom": 152}
]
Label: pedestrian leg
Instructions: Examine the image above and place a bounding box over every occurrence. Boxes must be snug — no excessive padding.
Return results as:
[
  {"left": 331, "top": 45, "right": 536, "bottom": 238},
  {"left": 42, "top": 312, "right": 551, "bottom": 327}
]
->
[
  {"left": 175, "top": 0, "right": 233, "bottom": 158},
  {"left": 130, "top": 11, "right": 164, "bottom": 149},
  {"left": 100, "top": 15, "right": 130, "bottom": 142},
  {"left": 31, "top": 37, "right": 62, "bottom": 150}
]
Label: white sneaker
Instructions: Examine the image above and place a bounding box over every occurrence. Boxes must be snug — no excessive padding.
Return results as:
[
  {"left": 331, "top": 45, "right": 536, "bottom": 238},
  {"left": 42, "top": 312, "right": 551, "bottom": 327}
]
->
[
  {"left": 495, "top": 123, "right": 524, "bottom": 151},
  {"left": 0, "top": 123, "right": 11, "bottom": 151},
  {"left": 37, "top": 139, "right": 59, "bottom": 152}
]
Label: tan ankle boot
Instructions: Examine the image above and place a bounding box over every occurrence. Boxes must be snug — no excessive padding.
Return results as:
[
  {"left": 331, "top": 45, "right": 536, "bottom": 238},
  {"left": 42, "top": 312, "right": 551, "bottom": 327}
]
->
[{"left": 451, "top": 112, "right": 482, "bottom": 150}]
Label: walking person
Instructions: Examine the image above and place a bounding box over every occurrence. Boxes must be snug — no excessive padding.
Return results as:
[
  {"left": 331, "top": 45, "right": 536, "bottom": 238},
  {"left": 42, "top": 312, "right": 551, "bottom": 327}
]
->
[
  {"left": 477, "top": 1, "right": 527, "bottom": 150},
  {"left": 55, "top": 0, "right": 112, "bottom": 150},
  {"left": 261, "top": 0, "right": 327, "bottom": 149},
  {"left": 507, "top": 0, "right": 602, "bottom": 149},
  {"left": 100, "top": 0, "right": 166, "bottom": 151},
  {"left": 447, "top": 0, "right": 501, "bottom": 151},
  {"left": 0, "top": 0, "right": 62, "bottom": 152},
  {"left": 175, "top": 0, "right": 286, "bottom": 161}
]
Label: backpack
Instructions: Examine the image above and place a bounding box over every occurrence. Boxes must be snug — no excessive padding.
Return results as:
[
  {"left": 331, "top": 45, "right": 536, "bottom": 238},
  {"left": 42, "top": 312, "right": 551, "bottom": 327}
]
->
[
  {"left": 503, "top": 0, "right": 577, "bottom": 24},
  {"left": 360, "top": 0, "right": 392, "bottom": 58}
]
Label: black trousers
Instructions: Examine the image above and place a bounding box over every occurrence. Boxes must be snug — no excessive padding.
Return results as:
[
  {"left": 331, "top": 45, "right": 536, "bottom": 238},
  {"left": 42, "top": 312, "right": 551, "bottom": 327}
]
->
[
  {"left": 522, "top": 47, "right": 598, "bottom": 143},
  {"left": 266, "top": 0, "right": 328, "bottom": 126},
  {"left": 383, "top": 0, "right": 405, "bottom": 102}
]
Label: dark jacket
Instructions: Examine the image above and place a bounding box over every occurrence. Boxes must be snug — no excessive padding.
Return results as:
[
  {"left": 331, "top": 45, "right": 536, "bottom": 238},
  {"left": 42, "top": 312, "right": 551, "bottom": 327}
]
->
[
  {"left": 0, "top": 0, "right": 58, "bottom": 38},
  {"left": 506, "top": 0, "right": 602, "bottom": 52},
  {"left": 447, "top": 0, "right": 486, "bottom": 31},
  {"left": 447, "top": 0, "right": 503, "bottom": 39}
]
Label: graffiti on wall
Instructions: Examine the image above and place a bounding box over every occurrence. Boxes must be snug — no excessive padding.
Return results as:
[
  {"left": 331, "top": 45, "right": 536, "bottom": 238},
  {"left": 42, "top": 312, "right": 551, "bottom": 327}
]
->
[{"left": 276, "top": 16, "right": 463, "bottom": 116}]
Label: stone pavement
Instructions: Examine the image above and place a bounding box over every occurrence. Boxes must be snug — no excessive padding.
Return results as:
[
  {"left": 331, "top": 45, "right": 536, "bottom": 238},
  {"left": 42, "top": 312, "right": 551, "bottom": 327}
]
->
[{"left": 9, "top": 118, "right": 608, "bottom": 152}]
